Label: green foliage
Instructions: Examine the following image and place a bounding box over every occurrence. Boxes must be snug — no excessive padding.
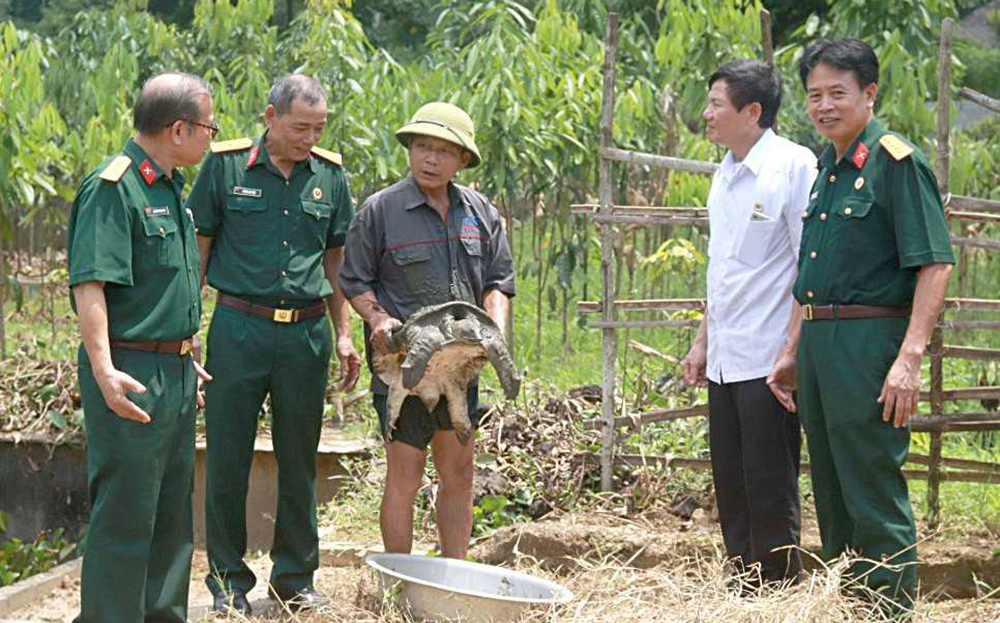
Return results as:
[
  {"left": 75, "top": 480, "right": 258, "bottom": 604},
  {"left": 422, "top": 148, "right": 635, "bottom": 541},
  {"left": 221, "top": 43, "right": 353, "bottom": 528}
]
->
[
  {"left": 989, "top": 8, "right": 1000, "bottom": 39},
  {"left": 955, "top": 37, "right": 1000, "bottom": 98},
  {"left": 0, "top": 528, "right": 76, "bottom": 587}
]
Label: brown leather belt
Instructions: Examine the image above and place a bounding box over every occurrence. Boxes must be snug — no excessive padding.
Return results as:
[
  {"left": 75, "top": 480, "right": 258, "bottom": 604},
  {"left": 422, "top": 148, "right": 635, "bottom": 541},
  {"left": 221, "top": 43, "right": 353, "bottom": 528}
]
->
[
  {"left": 217, "top": 293, "right": 326, "bottom": 324},
  {"left": 802, "top": 304, "right": 910, "bottom": 321},
  {"left": 111, "top": 338, "right": 194, "bottom": 355}
]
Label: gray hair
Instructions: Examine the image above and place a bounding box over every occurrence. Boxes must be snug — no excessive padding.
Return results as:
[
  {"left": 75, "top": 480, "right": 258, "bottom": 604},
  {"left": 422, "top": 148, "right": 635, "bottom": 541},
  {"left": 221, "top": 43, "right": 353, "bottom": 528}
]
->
[
  {"left": 268, "top": 74, "right": 327, "bottom": 115},
  {"left": 133, "top": 72, "right": 212, "bottom": 135}
]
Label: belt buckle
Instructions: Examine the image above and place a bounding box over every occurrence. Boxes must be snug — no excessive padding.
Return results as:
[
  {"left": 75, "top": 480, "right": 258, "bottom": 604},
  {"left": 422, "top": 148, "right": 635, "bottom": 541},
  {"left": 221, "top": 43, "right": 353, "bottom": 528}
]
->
[
  {"left": 803, "top": 304, "right": 813, "bottom": 321},
  {"left": 178, "top": 339, "right": 193, "bottom": 356},
  {"left": 273, "top": 308, "right": 294, "bottom": 323}
]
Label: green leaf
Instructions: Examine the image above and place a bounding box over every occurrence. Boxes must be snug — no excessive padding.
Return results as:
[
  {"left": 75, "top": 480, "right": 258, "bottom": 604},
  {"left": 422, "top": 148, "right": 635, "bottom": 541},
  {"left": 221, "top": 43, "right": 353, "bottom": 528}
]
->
[{"left": 47, "top": 411, "right": 68, "bottom": 430}]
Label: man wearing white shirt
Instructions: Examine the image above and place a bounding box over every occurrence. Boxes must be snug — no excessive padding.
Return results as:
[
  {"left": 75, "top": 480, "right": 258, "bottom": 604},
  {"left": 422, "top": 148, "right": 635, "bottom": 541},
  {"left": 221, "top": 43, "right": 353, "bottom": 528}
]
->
[{"left": 682, "top": 59, "right": 817, "bottom": 588}]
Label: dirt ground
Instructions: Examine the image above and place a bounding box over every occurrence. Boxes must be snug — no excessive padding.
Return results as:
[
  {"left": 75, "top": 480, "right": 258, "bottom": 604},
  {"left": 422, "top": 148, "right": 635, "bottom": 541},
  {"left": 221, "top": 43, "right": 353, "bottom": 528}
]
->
[{"left": 7, "top": 511, "right": 1000, "bottom": 623}]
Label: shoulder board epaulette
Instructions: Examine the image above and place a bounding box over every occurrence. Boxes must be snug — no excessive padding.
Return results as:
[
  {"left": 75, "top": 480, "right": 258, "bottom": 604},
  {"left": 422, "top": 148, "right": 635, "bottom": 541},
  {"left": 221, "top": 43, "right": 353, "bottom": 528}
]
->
[
  {"left": 310, "top": 146, "right": 342, "bottom": 166},
  {"left": 98, "top": 155, "right": 131, "bottom": 183},
  {"left": 879, "top": 135, "right": 914, "bottom": 162},
  {"left": 210, "top": 138, "right": 253, "bottom": 154}
]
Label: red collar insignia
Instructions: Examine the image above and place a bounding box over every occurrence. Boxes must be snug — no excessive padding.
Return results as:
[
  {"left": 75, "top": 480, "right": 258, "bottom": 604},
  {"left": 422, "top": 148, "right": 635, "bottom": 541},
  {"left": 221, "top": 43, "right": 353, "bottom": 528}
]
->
[
  {"left": 851, "top": 142, "right": 870, "bottom": 169},
  {"left": 139, "top": 159, "right": 158, "bottom": 186},
  {"left": 246, "top": 145, "right": 261, "bottom": 169}
]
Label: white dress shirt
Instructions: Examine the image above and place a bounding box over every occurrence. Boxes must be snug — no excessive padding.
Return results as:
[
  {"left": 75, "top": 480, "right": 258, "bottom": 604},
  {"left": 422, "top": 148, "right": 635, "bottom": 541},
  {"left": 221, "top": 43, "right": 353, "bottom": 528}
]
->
[{"left": 705, "top": 129, "right": 817, "bottom": 384}]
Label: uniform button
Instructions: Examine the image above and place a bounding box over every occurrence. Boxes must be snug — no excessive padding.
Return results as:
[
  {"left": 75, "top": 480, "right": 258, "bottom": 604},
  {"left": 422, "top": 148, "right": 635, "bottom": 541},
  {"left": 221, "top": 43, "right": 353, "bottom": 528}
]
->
[
  {"left": 820, "top": 213, "right": 828, "bottom": 221},
  {"left": 806, "top": 290, "right": 814, "bottom": 298},
  {"left": 844, "top": 207, "right": 852, "bottom": 216},
  {"left": 828, "top": 174, "right": 836, "bottom": 183},
  {"left": 280, "top": 299, "right": 285, "bottom": 304},
  {"left": 282, "top": 240, "right": 288, "bottom": 246},
  {"left": 810, "top": 251, "right": 817, "bottom": 259},
  {"left": 801, "top": 211, "right": 808, "bottom": 219},
  {"left": 159, "top": 226, "right": 165, "bottom": 234},
  {"left": 283, "top": 209, "right": 289, "bottom": 216},
  {"left": 281, "top": 270, "right": 287, "bottom": 277}
]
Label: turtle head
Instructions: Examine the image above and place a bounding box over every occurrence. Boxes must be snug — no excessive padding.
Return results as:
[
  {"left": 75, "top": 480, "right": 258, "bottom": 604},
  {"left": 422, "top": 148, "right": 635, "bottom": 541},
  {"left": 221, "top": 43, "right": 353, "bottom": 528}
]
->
[{"left": 451, "top": 317, "right": 482, "bottom": 344}]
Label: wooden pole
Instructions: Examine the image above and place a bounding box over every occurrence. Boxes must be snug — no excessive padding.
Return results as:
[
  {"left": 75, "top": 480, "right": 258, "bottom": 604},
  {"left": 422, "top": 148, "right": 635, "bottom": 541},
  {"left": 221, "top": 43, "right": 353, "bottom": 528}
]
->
[
  {"left": 599, "top": 13, "right": 620, "bottom": 493},
  {"left": 927, "top": 18, "right": 954, "bottom": 528},
  {"left": 760, "top": 9, "right": 774, "bottom": 66}
]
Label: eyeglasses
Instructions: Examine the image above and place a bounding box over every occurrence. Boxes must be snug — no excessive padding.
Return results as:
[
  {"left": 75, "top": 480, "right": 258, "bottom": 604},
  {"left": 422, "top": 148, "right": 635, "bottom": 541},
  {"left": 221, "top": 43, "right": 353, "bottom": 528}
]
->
[{"left": 169, "top": 118, "right": 220, "bottom": 139}]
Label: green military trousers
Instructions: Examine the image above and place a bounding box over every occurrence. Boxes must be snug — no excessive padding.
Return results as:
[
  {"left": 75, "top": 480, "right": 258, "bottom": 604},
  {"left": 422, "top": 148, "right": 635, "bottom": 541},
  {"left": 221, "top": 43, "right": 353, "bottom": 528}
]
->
[
  {"left": 202, "top": 304, "right": 332, "bottom": 597},
  {"left": 75, "top": 346, "right": 196, "bottom": 623},
  {"left": 797, "top": 316, "right": 917, "bottom": 615}
]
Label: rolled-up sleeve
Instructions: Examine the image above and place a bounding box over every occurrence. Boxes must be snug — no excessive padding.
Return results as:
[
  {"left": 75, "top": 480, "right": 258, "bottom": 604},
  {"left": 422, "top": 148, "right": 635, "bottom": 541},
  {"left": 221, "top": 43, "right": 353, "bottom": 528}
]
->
[
  {"left": 339, "top": 202, "right": 382, "bottom": 299},
  {"left": 483, "top": 206, "right": 516, "bottom": 297}
]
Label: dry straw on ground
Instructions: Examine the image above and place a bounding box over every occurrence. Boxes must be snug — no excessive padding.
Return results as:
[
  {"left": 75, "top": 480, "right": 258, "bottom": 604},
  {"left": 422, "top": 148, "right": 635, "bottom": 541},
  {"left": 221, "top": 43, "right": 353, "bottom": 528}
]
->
[{"left": 192, "top": 548, "right": 1000, "bottom": 623}]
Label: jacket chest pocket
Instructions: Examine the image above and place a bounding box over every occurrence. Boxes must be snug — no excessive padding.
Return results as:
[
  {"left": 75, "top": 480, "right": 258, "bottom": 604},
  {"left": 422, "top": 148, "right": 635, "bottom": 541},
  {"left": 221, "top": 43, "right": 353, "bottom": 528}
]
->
[
  {"left": 389, "top": 244, "right": 432, "bottom": 296},
  {"left": 831, "top": 197, "right": 875, "bottom": 255},
  {"left": 298, "top": 199, "right": 332, "bottom": 247},
  {"left": 223, "top": 194, "right": 266, "bottom": 244},
  {"left": 141, "top": 213, "right": 178, "bottom": 265}
]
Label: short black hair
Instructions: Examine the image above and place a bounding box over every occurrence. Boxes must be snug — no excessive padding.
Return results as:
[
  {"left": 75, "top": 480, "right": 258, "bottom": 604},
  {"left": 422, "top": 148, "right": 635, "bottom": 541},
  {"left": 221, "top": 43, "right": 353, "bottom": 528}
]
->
[
  {"left": 708, "top": 59, "right": 782, "bottom": 129},
  {"left": 799, "top": 37, "right": 879, "bottom": 90},
  {"left": 133, "top": 72, "right": 212, "bottom": 136},
  {"left": 268, "top": 74, "right": 327, "bottom": 116}
]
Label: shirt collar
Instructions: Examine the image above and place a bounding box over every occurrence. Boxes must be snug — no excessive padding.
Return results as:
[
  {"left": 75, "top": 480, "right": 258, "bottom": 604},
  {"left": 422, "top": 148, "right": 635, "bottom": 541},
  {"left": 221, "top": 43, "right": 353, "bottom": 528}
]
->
[
  {"left": 401, "top": 173, "right": 467, "bottom": 212},
  {"left": 123, "top": 138, "right": 178, "bottom": 186},
  {"left": 820, "top": 117, "right": 883, "bottom": 170},
  {"left": 250, "top": 131, "right": 317, "bottom": 174},
  {"left": 719, "top": 128, "right": 774, "bottom": 180}
]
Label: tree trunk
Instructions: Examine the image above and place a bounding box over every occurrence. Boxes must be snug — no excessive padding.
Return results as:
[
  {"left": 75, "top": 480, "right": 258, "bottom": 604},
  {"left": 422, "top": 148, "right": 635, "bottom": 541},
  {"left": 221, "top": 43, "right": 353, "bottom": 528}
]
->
[{"left": 0, "top": 234, "right": 6, "bottom": 359}]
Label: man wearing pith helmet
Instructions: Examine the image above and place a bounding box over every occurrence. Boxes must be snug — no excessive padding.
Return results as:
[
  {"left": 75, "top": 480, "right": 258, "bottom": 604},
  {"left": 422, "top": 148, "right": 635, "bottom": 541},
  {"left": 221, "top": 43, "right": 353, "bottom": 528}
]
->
[
  {"left": 767, "top": 37, "right": 953, "bottom": 618},
  {"left": 340, "top": 102, "right": 516, "bottom": 558}
]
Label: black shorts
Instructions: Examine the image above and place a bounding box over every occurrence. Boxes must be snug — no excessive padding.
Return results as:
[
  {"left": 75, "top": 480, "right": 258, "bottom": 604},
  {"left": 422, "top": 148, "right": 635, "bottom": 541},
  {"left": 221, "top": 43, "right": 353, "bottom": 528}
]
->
[{"left": 373, "top": 385, "right": 481, "bottom": 450}]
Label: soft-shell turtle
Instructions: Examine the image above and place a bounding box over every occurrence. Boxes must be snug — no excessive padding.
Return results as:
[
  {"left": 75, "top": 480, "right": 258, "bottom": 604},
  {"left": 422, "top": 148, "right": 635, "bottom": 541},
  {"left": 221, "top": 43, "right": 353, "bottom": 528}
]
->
[{"left": 372, "top": 301, "right": 521, "bottom": 444}]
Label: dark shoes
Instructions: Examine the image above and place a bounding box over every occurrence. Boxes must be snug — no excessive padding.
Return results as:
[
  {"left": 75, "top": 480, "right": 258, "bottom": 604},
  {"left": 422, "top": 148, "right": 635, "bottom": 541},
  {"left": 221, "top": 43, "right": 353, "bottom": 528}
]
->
[
  {"left": 213, "top": 589, "right": 252, "bottom": 616},
  {"left": 268, "top": 585, "right": 329, "bottom": 612}
]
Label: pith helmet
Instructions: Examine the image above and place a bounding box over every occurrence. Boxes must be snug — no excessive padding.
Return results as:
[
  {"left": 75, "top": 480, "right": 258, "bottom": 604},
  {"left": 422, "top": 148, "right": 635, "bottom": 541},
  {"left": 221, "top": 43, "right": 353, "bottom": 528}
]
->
[{"left": 395, "top": 102, "right": 482, "bottom": 168}]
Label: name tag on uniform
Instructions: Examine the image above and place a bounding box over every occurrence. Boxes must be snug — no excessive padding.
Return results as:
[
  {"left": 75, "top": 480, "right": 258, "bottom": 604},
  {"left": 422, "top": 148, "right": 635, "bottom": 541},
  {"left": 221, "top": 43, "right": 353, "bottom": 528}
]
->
[
  {"left": 144, "top": 206, "right": 170, "bottom": 217},
  {"left": 233, "top": 186, "right": 262, "bottom": 198}
]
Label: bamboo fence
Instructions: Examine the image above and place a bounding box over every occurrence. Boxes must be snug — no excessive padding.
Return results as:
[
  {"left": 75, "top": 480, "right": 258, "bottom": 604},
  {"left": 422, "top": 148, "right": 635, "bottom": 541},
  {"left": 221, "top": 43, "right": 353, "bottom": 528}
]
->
[{"left": 581, "top": 14, "right": 1000, "bottom": 525}]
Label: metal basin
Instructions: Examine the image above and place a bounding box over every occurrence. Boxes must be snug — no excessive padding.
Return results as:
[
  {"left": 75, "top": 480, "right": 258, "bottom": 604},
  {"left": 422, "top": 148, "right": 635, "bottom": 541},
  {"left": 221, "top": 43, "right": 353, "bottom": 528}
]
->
[{"left": 365, "top": 553, "right": 573, "bottom": 622}]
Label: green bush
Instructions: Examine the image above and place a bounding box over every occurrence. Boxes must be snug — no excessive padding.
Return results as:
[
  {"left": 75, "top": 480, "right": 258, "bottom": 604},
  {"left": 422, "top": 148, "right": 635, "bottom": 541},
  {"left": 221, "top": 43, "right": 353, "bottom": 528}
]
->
[{"left": 956, "top": 37, "right": 1000, "bottom": 97}]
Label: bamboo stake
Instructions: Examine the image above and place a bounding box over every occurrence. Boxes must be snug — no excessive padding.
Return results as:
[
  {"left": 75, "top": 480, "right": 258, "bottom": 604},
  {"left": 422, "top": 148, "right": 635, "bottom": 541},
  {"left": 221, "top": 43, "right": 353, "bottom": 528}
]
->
[
  {"left": 947, "top": 194, "right": 1000, "bottom": 213},
  {"left": 598, "top": 13, "right": 620, "bottom": 493}
]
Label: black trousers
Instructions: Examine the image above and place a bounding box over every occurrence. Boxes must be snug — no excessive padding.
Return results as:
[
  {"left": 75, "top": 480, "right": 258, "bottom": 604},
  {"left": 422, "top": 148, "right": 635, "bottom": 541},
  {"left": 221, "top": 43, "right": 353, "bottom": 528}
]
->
[{"left": 709, "top": 377, "right": 802, "bottom": 583}]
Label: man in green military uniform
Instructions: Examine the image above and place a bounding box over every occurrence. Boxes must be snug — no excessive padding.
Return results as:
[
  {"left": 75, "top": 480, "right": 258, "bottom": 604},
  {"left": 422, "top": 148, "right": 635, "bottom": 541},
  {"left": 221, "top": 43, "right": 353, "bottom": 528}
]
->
[
  {"left": 187, "top": 74, "right": 360, "bottom": 614},
  {"left": 768, "top": 38, "right": 953, "bottom": 617},
  {"left": 68, "top": 72, "right": 215, "bottom": 623}
]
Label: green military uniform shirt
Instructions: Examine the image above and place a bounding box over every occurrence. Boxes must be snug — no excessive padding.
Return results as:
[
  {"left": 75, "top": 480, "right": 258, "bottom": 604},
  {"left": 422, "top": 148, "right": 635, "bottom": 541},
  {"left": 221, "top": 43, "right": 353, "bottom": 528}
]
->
[
  {"left": 794, "top": 119, "right": 954, "bottom": 306},
  {"left": 185, "top": 134, "right": 353, "bottom": 302},
  {"left": 67, "top": 138, "right": 201, "bottom": 340}
]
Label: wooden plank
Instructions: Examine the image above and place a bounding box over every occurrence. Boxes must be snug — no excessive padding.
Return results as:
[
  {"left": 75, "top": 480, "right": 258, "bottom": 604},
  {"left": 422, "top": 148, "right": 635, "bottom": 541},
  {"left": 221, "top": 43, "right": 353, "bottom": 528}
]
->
[
  {"left": 939, "top": 320, "right": 1000, "bottom": 330},
  {"left": 628, "top": 340, "right": 679, "bottom": 363},
  {"left": 577, "top": 454, "right": 1000, "bottom": 484},
  {"left": 951, "top": 236, "right": 1000, "bottom": 252},
  {"left": 906, "top": 453, "right": 1000, "bottom": 474},
  {"left": 598, "top": 12, "right": 620, "bottom": 493},
  {"left": 947, "top": 193, "right": 1000, "bottom": 214},
  {"left": 940, "top": 345, "right": 1000, "bottom": 361},
  {"left": 578, "top": 298, "right": 705, "bottom": 314},
  {"left": 911, "top": 412, "right": 1000, "bottom": 427},
  {"left": 586, "top": 404, "right": 708, "bottom": 430},
  {"left": 947, "top": 210, "right": 1000, "bottom": 224},
  {"left": 911, "top": 421, "right": 1000, "bottom": 433},
  {"left": 760, "top": 8, "right": 774, "bottom": 65},
  {"left": 602, "top": 146, "right": 718, "bottom": 175},
  {"left": 943, "top": 298, "right": 1000, "bottom": 312},
  {"left": 0, "top": 558, "right": 81, "bottom": 617},
  {"left": 959, "top": 86, "right": 1000, "bottom": 114},
  {"left": 592, "top": 213, "right": 710, "bottom": 227},
  {"left": 919, "top": 387, "right": 1000, "bottom": 402},
  {"left": 587, "top": 319, "right": 700, "bottom": 330},
  {"left": 570, "top": 203, "right": 707, "bottom": 214}
]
